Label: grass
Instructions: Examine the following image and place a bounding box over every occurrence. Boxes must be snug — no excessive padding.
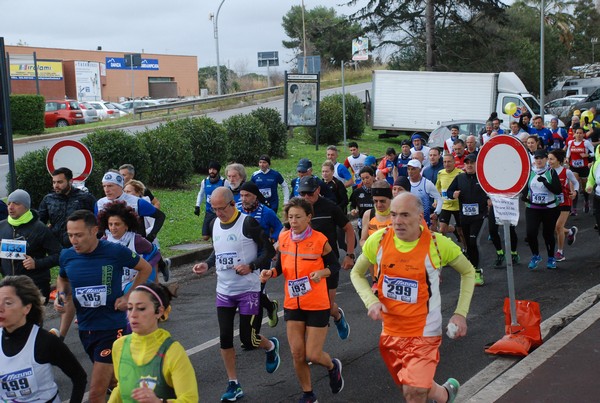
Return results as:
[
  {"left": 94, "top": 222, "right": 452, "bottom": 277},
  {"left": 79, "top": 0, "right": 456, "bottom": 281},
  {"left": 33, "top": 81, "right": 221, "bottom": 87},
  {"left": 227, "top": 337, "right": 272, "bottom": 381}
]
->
[{"left": 154, "top": 126, "right": 406, "bottom": 257}]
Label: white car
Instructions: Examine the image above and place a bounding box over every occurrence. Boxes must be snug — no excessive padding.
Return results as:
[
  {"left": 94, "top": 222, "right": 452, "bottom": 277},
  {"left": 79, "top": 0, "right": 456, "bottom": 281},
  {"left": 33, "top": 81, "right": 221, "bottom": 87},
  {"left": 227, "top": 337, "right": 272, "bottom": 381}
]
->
[
  {"left": 86, "top": 101, "right": 120, "bottom": 120},
  {"left": 105, "top": 102, "right": 129, "bottom": 118},
  {"left": 120, "top": 100, "right": 161, "bottom": 112}
]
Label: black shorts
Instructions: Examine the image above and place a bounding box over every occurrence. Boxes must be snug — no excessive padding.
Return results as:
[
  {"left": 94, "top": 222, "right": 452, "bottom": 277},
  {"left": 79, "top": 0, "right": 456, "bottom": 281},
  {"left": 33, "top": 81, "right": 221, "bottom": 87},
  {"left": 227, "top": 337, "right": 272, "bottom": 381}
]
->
[
  {"left": 438, "top": 209, "right": 461, "bottom": 226},
  {"left": 79, "top": 327, "right": 126, "bottom": 364},
  {"left": 202, "top": 211, "right": 217, "bottom": 236},
  {"left": 559, "top": 205, "right": 572, "bottom": 212},
  {"left": 326, "top": 270, "right": 340, "bottom": 290},
  {"left": 284, "top": 308, "right": 330, "bottom": 327},
  {"left": 570, "top": 166, "right": 590, "bottom": 178}
]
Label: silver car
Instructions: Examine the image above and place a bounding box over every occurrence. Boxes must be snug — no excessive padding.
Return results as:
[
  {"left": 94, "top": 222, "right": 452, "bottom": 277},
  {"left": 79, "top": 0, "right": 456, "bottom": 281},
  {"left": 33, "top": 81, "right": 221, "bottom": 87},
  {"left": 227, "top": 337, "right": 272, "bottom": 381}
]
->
[{"left": 79, "top": 102, "right": 100, "bottom": 124}]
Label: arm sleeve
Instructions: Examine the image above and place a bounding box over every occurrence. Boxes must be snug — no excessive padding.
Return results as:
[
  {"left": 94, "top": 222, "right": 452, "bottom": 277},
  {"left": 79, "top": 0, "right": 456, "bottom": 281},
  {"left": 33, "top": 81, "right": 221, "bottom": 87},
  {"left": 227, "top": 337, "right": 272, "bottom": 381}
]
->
[
  {"left": 587, "top": 141, "right": 596, "bottom": 158},
  {"left": 280, "top": 178, "right": 290, "bottom": 204},
  {"left": 448, "top": 253, "right": 476, "bottom": 317},
  {"left": 84, "top": 192, "right": 97, "bottom": 212},
  {"left": 350, "top": 254, "right": 380, "bottom": 310},
  {"left": 338, "top": 165, "right": 353, "bottom": 181},
  {"left": 323, "top": 249, "right": 340, "bottom": 275},
  {"left": 243, "top": 216, "right": 276, "bottom": 269},
  {"left": 566, "top": 142, "right": 572, "bottom": 158},
  {"left": 163, "top": 342, "right": 200, "bottom": 402},
  {"left": 34, "top": 227, "right": 63, "bottom": 270},
  {"left": 426, "top": 180, "right": 444, "bottom": 214},
  {"left": 544, "top": 170, "right": 563, "bottom": 194},
  {"left": 196, "top": 180, "right": 206, "bottom": 207},
  {"left": 566, "top": 169, "right": 580, "bottom": 191},
  {"left": 265, "top": 209, "right": 283, "bottom": 241},
  {"left": 446, "top": 176, "right": 459, "bottom": 200},
  {"left": 147, "top": 207, "right": 166, "bottom": 238}
]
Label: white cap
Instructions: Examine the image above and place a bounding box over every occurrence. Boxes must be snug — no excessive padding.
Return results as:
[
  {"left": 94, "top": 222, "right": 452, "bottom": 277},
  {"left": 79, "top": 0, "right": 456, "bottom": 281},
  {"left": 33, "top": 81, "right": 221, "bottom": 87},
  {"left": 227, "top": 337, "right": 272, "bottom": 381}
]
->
[{"left": 407, "top": 159, "right": 422, "bottom": 169}]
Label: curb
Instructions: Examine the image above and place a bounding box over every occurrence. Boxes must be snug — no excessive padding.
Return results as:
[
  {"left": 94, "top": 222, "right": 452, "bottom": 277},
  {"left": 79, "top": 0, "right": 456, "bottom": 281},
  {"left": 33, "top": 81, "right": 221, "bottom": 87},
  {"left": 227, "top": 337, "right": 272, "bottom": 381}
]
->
[{"left": 168, "top": 247, "right": 213, "bottom": 268}]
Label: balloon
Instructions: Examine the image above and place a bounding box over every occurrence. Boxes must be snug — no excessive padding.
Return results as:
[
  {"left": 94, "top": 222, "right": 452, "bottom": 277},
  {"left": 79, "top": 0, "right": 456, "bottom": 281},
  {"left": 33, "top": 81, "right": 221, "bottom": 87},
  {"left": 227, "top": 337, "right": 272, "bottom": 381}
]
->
[
  {"left": 504, "top": 102, "right": 517, "bottom": 116},
  {"left": 574, "top": 110, "right": 581, "bottom": 116},
  {"left": 581, "top": 110, "right": 594, "bottom": 123}
]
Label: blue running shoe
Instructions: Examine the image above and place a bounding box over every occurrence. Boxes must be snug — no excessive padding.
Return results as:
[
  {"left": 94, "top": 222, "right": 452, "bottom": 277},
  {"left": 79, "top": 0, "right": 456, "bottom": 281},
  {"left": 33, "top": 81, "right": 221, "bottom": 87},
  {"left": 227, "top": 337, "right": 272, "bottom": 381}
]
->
[
  {"left": 334, "top": 308, "right": 350, "bottom": 340},
  {"left": 547, "top": 257, "right": 557, "bottom": 269},
  {"left": 221, "top": 381, "right": 243, "bottom": 402},
  {"left": 328, "top": 358, "right": 344, "bottom": 394},
  {"left": 528, "top": 255, "right": 542, "bottom": 270},
  {"left": 266, "top": 337, "right": 280, "bottom": 373}
]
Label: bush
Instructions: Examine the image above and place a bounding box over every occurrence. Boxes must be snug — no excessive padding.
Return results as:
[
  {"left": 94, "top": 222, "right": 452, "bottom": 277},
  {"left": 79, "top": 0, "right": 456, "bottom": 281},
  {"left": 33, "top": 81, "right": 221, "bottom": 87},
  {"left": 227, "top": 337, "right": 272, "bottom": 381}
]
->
[
  {"left": 8, "top": 148, "right": 51, "bottom": 208},
  {"left": 136, "top": 122, "right": 193, "bottom": 187},
  {"left": 306, "top": 93, "right": 365, "bottom": 144},
  {"left": 10, "top": 95, "right": 44, "bottom": 135},
  {"left": 81, "top": 129, "right": 149, "bottom": 197},
  {"left": 223, "top": 114, "right": 270, "bottom": 165},
  {"left": 250, "top": 107, "right": 288, "bottom": 158},
  {"left": 172, "top": 117, "right": 228, "bottom": 173}
]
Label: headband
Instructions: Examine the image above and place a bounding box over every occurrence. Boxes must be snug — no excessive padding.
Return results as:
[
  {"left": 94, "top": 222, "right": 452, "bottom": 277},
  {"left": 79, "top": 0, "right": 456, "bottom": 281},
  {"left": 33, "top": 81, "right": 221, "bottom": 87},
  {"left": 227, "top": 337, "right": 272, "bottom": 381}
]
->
[
  {"left": 371, "top": 187, "right": 393, "bottom": 199},
  {"left": 102, "top": 172, "right": 124, "bottom": 188},
  {"left": 135, "top": 285, "right": 164, "bottom": 308}
]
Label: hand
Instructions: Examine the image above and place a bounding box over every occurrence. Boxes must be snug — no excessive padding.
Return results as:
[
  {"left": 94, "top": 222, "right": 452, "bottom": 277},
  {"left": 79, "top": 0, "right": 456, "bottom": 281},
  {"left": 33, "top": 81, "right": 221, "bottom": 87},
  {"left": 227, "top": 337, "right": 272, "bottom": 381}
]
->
[
  {"left": 53, "top": 292, "right": 67, "bottom": 314},
  {"left": 131, "top": 382, "right": 160, "bottom": 403},
  {"left": 233, "top": 264, "right": 251, "bottom": 275},
  {"left": 586, "top": 186, "right": 593, "bottom": 194},
  {"left": 114, "top": 296, "right": 127, "bottom": 311},
  {"left": 194, "top": 206, "right": 200, "bottom": 216},
  {"left": 448, "top": 314, "right": 468, "bottom": 339},
  {"left": 22, "top": 255, "right": 36, "bottom": 270},
  {"left": 342, "top": 255, "right": 354, "bottom": 270},
  {"left": 367, "top": 302, "right": 387, "bottom": 321},
  {"left": 260, "top": 269, "right": 273, "bottom": 282},
  {"left": 350, "top": 209, "right": 358, "bottom": 217},
  {"left": 309, "top": 270, "right": 322, "bottom": 283},
  {"left": 453, "top": 190, "right": 461, "bottom": 199},
  {"left": 192, "top": 262, "right": 208, "bottom": 275},
  {"left": 569, "top": 191, "right": 577, "bottom": 200},
  {"left": 537, "top": 176, "right": 547, "bottom": 183}
]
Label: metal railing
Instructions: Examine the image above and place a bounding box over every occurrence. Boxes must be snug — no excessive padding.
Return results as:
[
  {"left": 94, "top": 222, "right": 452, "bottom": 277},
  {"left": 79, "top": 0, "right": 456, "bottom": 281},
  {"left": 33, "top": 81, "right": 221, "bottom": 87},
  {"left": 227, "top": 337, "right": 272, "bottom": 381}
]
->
[{"left": 132, "top": 85, "right": 284, "bottom": 119}]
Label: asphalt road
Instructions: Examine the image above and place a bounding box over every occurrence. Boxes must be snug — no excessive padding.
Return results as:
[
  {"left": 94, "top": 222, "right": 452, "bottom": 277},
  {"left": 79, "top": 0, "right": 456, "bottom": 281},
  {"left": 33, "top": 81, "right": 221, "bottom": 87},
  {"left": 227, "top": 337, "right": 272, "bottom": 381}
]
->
[
  {"left": 0, "top": 82, "right": 371, "bottom": 197},
  {"left": 45, "top": 204, "right": 600, "bottom": 402}
]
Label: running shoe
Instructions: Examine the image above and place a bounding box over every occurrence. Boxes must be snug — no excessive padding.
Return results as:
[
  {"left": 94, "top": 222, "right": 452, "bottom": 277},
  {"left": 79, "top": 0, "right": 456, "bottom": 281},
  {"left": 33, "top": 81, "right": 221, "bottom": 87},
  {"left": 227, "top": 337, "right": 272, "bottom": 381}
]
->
[
  {"left": 584, "top": 201, "right": 590, "bottom": 213},
  {"left": 528, "top": 255, "right": 542, "bottom": 270},
  {"left": 267, "top": 299, "right": 279, "bottom": 328},
  {"left": 265, "top": 337, "right": 281, "bottom": 374},
  {"left": 511, "top": 252, "right": 520, "bottom": 264},
  {"left": 474, "top": 271, "right": 484, "bottom": 286},
  {"left": 221, "top": 381, "right": 244, "bottom": 402},
  {"left": 567, "top": 226, "right": 578, "bottom": 246},
  {"left": 443, "top": 378, "right": 460, "bottom": 403},
  {"left": 494, "top": 252, "right": 505, "bottom": 268},
  {"left": 298, "top": 392, "right": 318, "bottom": 403},
  {"left": 555, "top": 251, "right": 565, "bottom": 262},
  {"left": 547, "top": 257, "right": 557, "bottom": 270},
  {"left": 328, "top": 358, "right": 344, "bottom": 394},
  {"left": 334, "top": 308, "right": 350, "bottom": 340}
]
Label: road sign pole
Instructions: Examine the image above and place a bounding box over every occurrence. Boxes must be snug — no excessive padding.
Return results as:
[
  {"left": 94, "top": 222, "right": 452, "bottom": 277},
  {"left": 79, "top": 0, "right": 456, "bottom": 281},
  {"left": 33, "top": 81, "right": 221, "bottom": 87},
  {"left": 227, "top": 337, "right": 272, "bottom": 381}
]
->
[
  {"left": 503, "top": 219, "right": 519, "bottom": 327},
  {"left": 341, "top": 60, "right": 347, "bottom": 147}
]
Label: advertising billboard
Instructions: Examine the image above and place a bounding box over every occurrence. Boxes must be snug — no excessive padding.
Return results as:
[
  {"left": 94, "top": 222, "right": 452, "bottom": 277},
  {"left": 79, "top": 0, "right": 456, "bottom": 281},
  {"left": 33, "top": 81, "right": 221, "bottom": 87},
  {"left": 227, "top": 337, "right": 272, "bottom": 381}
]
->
[
  {"left": 74, "top": 61, "right": 102, "bottom": 101},
  {"left": 10, "top": 60, "right": 63, "bottom": 80},
  {"left": 105, "top": 57, "right": 159, "bottom": 70}
]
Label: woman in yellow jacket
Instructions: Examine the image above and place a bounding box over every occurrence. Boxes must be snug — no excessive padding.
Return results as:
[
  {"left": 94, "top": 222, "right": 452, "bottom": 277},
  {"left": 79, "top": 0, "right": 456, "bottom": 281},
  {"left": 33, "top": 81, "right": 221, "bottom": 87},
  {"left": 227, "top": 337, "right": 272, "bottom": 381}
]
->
[
  {"left": 109, "top": 283, "right": 198, "bottom": 403},
  {"left": 260, "top": 197, "right": 343, "bottom": 403}
]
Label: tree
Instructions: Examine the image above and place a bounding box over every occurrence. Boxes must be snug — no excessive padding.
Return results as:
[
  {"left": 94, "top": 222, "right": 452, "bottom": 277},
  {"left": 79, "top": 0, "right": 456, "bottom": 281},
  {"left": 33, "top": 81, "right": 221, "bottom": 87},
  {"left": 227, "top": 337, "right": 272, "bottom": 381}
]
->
[
  {"left": 282, "top": 5, "right": 364, "bottom": 68},
  {"left": 198, "top": 65, "right": 235, "bottom": 94}
]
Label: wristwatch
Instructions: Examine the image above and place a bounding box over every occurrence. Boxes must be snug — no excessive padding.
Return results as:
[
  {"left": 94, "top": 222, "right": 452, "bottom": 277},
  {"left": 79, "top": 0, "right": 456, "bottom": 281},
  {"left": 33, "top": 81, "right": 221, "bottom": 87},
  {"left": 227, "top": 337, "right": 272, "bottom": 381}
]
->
[{"left": 347, "top": 254, "right": 355, "bottom": 260}]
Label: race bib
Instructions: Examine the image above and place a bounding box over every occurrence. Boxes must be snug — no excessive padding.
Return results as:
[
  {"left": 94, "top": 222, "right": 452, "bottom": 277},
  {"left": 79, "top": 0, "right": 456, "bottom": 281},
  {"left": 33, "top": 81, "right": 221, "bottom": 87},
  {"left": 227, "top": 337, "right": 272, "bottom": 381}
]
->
[
  {"left": 287, "top": 276, "right": 312, "bottom": 298},
  {"left": 259, "top": 188, "right": 272, "bottom": 198},
  {"left": 572, "top": 159, "right": 584, "bottom": 168},
  {"left": 441, "top": 189, "right": 448, "bottom": 199},
  {"left": 0, "top": 367, "right": 37, "bottom": 400},
  {"left": 122, "top": 268, "right": 136, "bottom": 289},
  {"left": 383, "top": 275, "right": 418, "bottom": 304},
  {"left": 0, "top": 239, "right": 27, "bottom": 260},
  {"left": 216, "top": 252, "right": 239, "bottom": 271},
  {"left": 462, "top": 203, "right": 479, "bottom": 216},
  {"left": 557, "top": 193, "right": 565, "bottom": 204},
  {"left": 75, "top": 285, "right": 107, "bottom": 308},
  {"left": 531, "top": 193, "right": 549, "bottom": 204}
]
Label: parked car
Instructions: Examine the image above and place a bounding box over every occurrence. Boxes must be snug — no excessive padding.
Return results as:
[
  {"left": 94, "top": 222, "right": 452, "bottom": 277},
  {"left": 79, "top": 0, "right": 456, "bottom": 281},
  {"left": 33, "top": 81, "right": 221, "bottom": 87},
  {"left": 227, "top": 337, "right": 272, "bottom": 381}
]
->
[
  {"left": 44, "top": 100, "right": 85, "bottom": 128},
  {"left": 544, "top": 96, "right": 585, "bottom": 118},
  {"left": 562, "top": 88, "right": 600, "bottom": 122},
  {"left": 79, "top": 102, "right": 100, "bottom": 124},
  {"left": 104, "top": 102, "right": 129, "bottom": 118},
  {"left": 110, "top": 102, "right": 130, "bottom": 116},
  {"left": 120, "top": 100, "right": 161, "bottom": 112},
  {"left": 86, "top": 101, "right": 119, "bottom": 120}
]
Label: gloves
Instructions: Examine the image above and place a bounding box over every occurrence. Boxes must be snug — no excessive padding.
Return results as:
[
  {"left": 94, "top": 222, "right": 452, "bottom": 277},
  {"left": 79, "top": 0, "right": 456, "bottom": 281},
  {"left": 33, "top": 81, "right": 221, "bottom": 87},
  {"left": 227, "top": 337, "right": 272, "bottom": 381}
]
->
[
  {"left": 194, "top": 206, "right": 200, "bottom": 216},
  {"left": 146, "top": 233, "right": 156, "bottom": 243},
  {"left": 537, "top": 176, "right": 548, "bottom": 183}
]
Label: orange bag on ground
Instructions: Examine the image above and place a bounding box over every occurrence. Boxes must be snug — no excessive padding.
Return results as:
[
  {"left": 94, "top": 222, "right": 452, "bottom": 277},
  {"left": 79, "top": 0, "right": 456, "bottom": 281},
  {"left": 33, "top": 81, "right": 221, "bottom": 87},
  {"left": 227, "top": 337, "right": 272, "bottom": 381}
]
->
[{"left": 485, "top": 298, "right": 542, "bottom": 356}]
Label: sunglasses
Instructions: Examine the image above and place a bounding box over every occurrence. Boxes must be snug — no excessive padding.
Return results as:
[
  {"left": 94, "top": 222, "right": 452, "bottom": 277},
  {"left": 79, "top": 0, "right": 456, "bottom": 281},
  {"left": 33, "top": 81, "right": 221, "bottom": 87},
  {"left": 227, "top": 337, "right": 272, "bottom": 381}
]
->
[{"left": 300, "top": 191, "right": 315, "bottom": 196}]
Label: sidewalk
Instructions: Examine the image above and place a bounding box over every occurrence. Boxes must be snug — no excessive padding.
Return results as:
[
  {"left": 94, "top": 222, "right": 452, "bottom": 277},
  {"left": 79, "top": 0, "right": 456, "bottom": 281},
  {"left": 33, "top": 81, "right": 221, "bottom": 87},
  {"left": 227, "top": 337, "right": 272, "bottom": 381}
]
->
[{"left": 466, "top": 299, "right": 600, "bottom": 401}]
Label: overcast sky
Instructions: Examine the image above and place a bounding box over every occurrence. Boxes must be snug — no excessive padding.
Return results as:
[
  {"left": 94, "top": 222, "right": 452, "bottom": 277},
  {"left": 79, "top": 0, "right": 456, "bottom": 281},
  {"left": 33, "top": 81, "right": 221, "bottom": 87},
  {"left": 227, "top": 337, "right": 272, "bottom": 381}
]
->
[{"left": 2, "top": 0, "right": 370, "bottom": 75}]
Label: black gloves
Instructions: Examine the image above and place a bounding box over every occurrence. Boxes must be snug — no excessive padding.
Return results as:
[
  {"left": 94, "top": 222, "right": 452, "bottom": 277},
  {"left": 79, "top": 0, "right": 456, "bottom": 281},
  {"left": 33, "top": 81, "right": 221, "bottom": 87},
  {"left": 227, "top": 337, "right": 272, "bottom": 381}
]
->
[{"left": 194, "top": 206, "right": 200, "bottom": 216}]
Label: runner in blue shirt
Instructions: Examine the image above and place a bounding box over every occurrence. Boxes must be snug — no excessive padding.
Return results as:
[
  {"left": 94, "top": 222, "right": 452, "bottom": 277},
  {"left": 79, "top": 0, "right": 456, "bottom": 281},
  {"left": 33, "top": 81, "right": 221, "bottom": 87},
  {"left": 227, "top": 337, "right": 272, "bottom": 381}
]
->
[
  {"left": 529, "top": 115, "right": 553, "bottom": 147},
  {"left": 195, "top": 161, "right": 225, "bottom": 240},
  {"left": 251, "top": 155, "right": 289, "bottom": 213},
  {"left": 327, "top": 145, "right": 354, "bottom": 188}
]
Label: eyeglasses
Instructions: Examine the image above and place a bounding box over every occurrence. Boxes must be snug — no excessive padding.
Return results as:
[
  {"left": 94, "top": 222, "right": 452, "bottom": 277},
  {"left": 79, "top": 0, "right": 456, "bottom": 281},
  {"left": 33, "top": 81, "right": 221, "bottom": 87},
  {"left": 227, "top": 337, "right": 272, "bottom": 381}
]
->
[
  {"left": 212, "top": 202, "right": 233, "bottom": 212},
  {"left": 300, "top": 191, "right": 315, "bottom": 196}
]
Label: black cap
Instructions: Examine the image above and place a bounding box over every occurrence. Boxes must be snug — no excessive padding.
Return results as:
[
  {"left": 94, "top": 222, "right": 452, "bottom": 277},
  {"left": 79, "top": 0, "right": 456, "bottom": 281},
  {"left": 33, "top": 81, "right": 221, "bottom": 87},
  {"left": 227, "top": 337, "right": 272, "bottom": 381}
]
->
[
  {"left": 393, "top": 176, "right": 411, "bottom": 192},
  {"left": 297, "top": 158, "right": 312, "bottom": 172},
  {"left": 298, "top": 176, "right": 319, "bottom": 193},
  {"left": 464, "top": 153, "right": 478, "bottom": 162},
  {"left": 259, "top": 155, "right": 271, "bottom": 165},
  {"left": 208, "top": 161, "right": 221, "bottom": 171},
  {"left": 533, "top": 149, "right": 548, "bottom": 159},
  {"left": 240, "top": 181, "right": 266, "bottom": 204}
]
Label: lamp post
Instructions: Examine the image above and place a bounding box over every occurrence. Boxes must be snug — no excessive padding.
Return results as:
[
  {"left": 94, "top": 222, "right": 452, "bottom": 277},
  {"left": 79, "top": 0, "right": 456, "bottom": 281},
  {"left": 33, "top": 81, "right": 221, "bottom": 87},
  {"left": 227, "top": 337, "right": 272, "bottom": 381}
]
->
[
  {"left": 592, "top": 38, "right": 598, "bottom": 64},
  {"left": 301, "top": 0, "right": 308, "bottom": 73},
  {"left": 210, "top": 0, "right": 226, "bottom": 95},
  {"left": 539, "top": 0, "right": 545, "bottom": 118}
]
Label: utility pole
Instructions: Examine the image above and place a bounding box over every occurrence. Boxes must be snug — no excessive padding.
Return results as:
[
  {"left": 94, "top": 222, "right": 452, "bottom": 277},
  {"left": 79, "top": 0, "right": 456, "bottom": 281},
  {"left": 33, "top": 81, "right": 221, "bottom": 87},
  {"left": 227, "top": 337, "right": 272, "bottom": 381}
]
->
[
  {"left": 539, "top": 0, "right": 545, "bottom": 118},
  {"left": 211, "top": 0, "right": 226, "bottom": 95}
]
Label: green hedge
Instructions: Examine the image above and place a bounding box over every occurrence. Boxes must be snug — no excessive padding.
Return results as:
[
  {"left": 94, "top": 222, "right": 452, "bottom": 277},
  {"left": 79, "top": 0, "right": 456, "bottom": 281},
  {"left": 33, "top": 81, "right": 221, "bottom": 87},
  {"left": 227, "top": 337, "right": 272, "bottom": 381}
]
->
[
  {"left": 10, "top": 95, "right": 44, "bottom": 135},
  {"left": 173, "top": 117, "right": 228, "bottom": 173},
  {"left": 250, "top": 107, "right": 288, "bottom": 158},
  {"left": 7, "top": 148, "right": 51, "bottom": 208},
  {"left": 223, "top": 114, "right": 270, "bottom": 165},
  {"left": 306, "top": 93, "right": 365, "bottom": 144}
]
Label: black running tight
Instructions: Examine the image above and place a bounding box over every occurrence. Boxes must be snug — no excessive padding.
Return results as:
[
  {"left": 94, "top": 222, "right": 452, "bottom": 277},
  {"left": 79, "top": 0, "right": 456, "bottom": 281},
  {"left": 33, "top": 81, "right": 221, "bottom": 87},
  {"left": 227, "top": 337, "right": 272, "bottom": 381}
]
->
[
  {"left": 217, "top": 306, "right": 262, "bottom": 350},
  {"left": 488, "top": 206, "right": 518, "bottom": 252},
  {"left": 525, "top": 207, "right": 560, "bottom": 257},
  {"left": 461, "top": 219, "right": 484, "bottom": 269}
]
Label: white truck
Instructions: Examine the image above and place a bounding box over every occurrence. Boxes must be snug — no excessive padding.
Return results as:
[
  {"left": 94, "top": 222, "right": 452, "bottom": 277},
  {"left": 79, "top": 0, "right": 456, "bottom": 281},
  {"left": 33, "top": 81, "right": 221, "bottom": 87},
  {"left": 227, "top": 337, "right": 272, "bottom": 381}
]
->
[{"left": 370, "top": 70, "right": 555, "bottom": 137}]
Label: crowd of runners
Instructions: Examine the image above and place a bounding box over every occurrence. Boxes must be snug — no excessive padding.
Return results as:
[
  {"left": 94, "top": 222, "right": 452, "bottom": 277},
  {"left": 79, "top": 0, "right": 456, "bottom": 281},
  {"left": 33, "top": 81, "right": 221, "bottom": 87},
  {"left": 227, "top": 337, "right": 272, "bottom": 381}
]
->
[{"left": 1, "top": 107, "right": 600, "bottom": 402}]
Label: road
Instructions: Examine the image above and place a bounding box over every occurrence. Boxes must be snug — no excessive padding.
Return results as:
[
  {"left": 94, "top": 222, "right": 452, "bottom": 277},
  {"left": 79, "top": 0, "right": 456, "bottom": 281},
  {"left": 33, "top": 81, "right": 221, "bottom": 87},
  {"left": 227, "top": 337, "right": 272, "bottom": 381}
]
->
[
  {"left": 0, "top": 82, "right": 371, "bottom": 197},
  {"left": 45, "top": 204, "right": 600, "bottom": 402}
]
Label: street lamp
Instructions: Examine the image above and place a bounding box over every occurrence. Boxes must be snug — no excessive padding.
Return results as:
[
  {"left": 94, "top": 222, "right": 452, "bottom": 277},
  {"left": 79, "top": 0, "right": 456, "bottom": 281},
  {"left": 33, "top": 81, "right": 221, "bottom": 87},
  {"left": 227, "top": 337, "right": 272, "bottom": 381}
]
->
[
  {"left": 539, "top": 0, "right": 545, "bottom": 118},
  {"left": 592, "top": 38, "right": 598, "bottom": 64},
  {"left": 210, "top": 0, "right": 226, "bottom": 95}
]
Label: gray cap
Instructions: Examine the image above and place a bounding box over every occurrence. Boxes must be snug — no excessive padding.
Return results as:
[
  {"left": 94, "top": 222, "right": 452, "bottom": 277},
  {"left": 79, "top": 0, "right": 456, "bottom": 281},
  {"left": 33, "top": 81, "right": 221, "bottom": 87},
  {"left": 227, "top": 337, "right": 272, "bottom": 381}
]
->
[
  {"left": 298, "top": 176, "right": 319, "bottom": 193},
  {"left": 8, "top": 189, "right": 31, "bottom": 209}
]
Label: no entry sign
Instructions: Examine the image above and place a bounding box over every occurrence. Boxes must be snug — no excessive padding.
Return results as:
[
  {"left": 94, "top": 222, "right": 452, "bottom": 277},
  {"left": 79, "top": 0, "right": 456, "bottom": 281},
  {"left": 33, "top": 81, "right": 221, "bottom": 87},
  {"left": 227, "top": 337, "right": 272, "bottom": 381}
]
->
[
  {"left": 476, "top": 135, "right": 530, "bottom": 198},
  {"left": 46, "top": 140, "right": 93, "bottom": 182}
]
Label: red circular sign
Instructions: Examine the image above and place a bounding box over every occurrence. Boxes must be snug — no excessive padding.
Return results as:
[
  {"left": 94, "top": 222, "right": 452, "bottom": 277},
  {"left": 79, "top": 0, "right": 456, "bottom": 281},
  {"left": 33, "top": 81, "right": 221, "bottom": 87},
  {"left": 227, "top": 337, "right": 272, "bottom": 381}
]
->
[
  {"left": 46, "top": 140, "right": 94, "bottom": 181},
  {"left": 476, "top": 135, "right": 530, "bottom": 197}
]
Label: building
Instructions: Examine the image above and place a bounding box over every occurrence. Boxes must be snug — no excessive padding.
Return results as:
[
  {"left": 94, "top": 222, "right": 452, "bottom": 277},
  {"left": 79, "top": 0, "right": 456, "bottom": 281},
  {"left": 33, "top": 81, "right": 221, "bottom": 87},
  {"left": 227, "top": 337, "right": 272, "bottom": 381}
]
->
[{"left": 6, "top": 45, "right": 199, "bottom": 102}]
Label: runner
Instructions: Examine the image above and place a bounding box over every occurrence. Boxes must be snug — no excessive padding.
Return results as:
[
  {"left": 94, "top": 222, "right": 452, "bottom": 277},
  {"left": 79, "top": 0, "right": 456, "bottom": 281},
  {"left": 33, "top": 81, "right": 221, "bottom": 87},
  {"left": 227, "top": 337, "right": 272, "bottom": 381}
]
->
[
  {"left": 407, "top": 160, "right": 443, "bottom": 227},
  {"left": 344, "top": 141, "right": 368, "bottom": 187},
  {"left": 54, "top": 210, "right": 152, "bottom": 403},
  {"left": 585, "top": 145, "right": 600, "bottom": 238},
  {"left": 195, "top": 161, "right": 225, "bottom": 241},
  {"left": 349, "top": 167, "right": 375, "bottom": 237},
  {"left": 435, "top": 154, "right": 464, "bottom": 246},
  {"left": 251, "top": 155, "right": 290, "bottom": 213},
  {"left": 191, "top": 187, "right": 280, "bottom": 402},
  {"left": 260, "top": 197, "right": 344, "bottom": 403},
  {"left": 566, "top": 126, "right": 595, "bottom": 215},
  {"left": 326, "top": 145, "right": 354, "bottom": 188},
  {"left": 350, "top": 192, "right": 475, "bottom": 403}
]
